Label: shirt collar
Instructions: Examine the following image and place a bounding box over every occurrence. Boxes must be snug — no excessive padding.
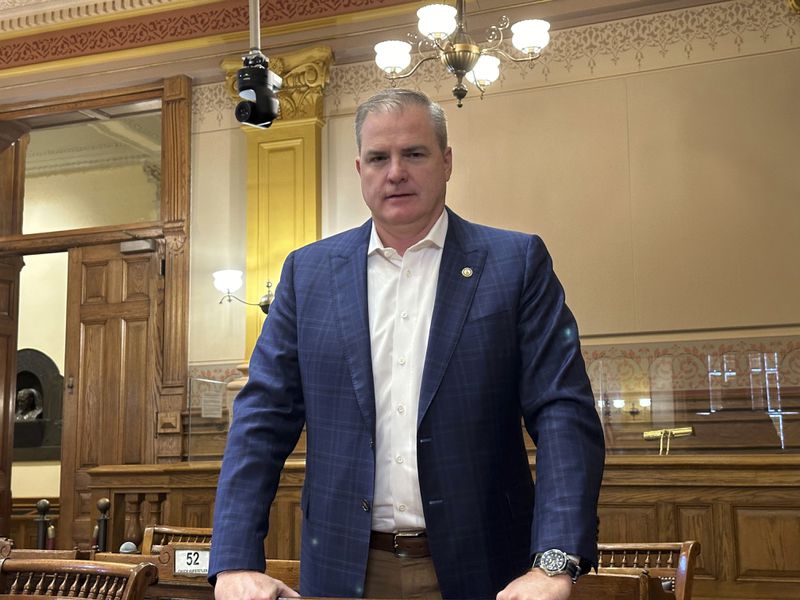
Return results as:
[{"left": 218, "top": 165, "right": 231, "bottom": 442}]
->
[{"left": 368, "top": 208, "right": 449, "bottom": 256}]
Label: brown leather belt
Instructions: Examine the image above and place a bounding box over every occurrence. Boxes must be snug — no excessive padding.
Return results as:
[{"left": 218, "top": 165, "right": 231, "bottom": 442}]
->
[{"left": 370, "top": 530, "right": 430, "bottom": 558}]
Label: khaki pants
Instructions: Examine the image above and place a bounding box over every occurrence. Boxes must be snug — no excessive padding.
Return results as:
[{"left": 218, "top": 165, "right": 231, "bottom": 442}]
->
[{"left": 363, "top": 548, "right": 442, "bottom": 599}]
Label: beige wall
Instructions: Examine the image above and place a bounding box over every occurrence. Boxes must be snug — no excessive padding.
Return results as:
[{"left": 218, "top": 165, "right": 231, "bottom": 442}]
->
[
  {"left": 17, "top": 253, "right": 67, "bottom": 372},
  {"left": 189, "top": 0, "right": 800, "bottom": 378}
]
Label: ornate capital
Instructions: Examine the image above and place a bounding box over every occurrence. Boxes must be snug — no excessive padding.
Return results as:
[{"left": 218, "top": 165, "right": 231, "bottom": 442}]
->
[
  {"left": 222, "top": 46, "right": 333, "bottom": 122},
  {"left": 163, "top": 220, "right": 187, "bottom": 253},
  {"left": 789, "top": 0, "right": 800, "bottom": 13}
]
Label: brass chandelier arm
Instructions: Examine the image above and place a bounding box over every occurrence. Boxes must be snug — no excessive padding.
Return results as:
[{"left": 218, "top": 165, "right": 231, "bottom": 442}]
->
[
  {"left": 384, "top": 54, "right": 440, "bottom": 81},
  {"left": 484, "top": 47, "right": 542, "bottom": 63}
]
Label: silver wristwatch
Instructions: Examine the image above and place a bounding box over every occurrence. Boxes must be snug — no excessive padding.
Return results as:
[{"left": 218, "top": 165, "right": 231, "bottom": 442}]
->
[{"left": 532, "top": 549, "right": 582, "bottom": 583}]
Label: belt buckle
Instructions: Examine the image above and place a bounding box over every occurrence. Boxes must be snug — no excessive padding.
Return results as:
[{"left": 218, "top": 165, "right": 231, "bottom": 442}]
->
[{"left": 393, "top": 530, "right": 425, "bottom": 557}]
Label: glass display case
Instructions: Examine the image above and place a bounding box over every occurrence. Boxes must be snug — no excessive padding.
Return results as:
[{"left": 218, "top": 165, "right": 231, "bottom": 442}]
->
[
  {"left": 585, "top": 337, "right": 800, "bottom": 454},
  {"left": 183, "top": 337, "right": 800, "bottom": 459}
]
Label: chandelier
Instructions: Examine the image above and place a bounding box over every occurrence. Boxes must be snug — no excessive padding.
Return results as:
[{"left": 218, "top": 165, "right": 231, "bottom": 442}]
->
[{"left": 374, "top": 0, "right": 550, "bottom": 106}]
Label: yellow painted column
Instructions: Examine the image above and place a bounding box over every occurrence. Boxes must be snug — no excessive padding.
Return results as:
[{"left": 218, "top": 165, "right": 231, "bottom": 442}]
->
[{"left": 223, "top": 47, "right": 332, "bottom": 356}]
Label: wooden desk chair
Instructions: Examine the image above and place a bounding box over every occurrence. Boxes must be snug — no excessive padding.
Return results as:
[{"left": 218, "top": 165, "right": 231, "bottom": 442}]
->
[
  {"left": 139, "top": 526, "right": 299, "bottom": 589},
  {"left": 573, "top": 572, "right": 668, "bottom": 600},
  {"left": 0, "top": 558, "right": 157, "bottom": 600},
  {"left": 597, "top": 541, "right": 700, "bottom": 600},
  {"left": 141, "top": 527, "right": 212, "bottom": 556},
  {"left": 0, "top": 538, "right": 88, "bottom": 561}
]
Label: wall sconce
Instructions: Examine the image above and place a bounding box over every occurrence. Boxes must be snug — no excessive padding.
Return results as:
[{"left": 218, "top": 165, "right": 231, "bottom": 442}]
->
[{"left": 212, "top": 269, "right": 273, "bottom": 314}]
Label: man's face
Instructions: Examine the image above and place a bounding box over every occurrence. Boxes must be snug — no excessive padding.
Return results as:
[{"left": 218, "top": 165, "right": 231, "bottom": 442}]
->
[{"left": 356, "top": 105, "right": 452, "bottom": 241}]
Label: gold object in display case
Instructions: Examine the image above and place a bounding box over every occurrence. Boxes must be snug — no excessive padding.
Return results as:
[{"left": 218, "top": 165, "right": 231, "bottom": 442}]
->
[{"left": 643, "top": 426, "right": 694, "bottom": 455}]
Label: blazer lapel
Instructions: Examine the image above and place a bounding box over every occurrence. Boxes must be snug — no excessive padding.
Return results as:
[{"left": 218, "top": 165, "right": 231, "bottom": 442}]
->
[
  {"left": 330, "top": 223, "right": 376, "bottom": 436},
  {"left": 418, "top": 212, "right": 486, "bottom": 425}
]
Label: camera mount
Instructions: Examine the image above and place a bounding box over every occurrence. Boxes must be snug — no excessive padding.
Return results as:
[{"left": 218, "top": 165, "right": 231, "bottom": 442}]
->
[{"left": 235, "top": 0, "right": 281, "bottom": 128}]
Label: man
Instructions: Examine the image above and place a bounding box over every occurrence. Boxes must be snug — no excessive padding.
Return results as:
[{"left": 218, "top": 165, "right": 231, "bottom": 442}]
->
[{"left": 210, "top": 89, "right": 605, "bottom": 600}]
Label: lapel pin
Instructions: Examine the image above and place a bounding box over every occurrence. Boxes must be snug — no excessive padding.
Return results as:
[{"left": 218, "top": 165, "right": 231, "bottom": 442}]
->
[{"left": 461, "top": 267, "right": 473, "bottom": 278}]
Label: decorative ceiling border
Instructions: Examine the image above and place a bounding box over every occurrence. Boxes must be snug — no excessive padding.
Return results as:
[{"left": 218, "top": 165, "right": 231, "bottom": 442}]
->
[
  {"left": 0, "top": 0, "right": 410, "bottom": 70},
  {"left": 0, "top": 0, "right": 181, "bottom": 34}
]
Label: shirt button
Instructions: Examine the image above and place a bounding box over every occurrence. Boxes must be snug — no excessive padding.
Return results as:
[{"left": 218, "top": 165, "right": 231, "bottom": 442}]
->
[
  {"left": 400, "top": 311, "right": 409, "bottom": 319},
  {"left": 398, "top": 357, "right": 406, "bottom": 365},
  {"left": 398, "top": 504, "right": 407, "bottom": 512},
  {"left": 395, "top": 455, "right": 404, "bottom": 464},
  {"left": 361, "top": 499, "right": 370, "bottom": 512},
  {"left": 397, "top": 405, "right": 405, "bottom": 415},
  {"left": 405, "top": 269, "right": 412, "bottom": 278}
]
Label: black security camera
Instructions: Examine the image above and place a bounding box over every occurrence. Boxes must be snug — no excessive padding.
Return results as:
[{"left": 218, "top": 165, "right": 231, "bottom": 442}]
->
[{"left": 235, "top": 52, "right": 282, "bottom": 128}]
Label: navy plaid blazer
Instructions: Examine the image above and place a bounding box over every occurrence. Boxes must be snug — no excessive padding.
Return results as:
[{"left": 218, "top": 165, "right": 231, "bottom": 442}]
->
[{"left": 209, "top": 208, "right": 605, "bottom": 599}]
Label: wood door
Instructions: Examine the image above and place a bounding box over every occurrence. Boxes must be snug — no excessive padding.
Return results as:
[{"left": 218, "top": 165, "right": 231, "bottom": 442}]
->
[
  {"left": 0, "top": 122, "right": 28, "bottom": 536},
  {"left": 59, "top": 243, "right": 162, "bottom": 548}
]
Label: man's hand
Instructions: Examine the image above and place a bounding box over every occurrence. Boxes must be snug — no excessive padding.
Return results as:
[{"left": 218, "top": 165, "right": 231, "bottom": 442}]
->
[
  {"left": 496, "top": 568, "right": 572, "bottom": 600},
  {"left": 215, "top": 570, "right": 300, "bottom": 600}
]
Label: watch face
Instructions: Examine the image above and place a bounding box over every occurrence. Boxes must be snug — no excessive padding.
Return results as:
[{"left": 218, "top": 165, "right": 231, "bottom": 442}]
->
[{"left": 540, "top": 549, "right": 568, "bottom": 573}]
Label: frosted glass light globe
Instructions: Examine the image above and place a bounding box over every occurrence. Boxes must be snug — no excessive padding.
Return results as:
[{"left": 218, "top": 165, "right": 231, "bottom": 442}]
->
[
  {"left": 466, "top": 55, "right": 501, "bottom": 87},
  {"left": 212, "top": 269, "right": 243, "bottom": 294},
  {"left": 417, "top": 4, "right": 457, "bottom": 40},
  {"left": 374, "top": 40, "right": 413, "bottom": 74},
  {"left": 511, "top": 19, "right": 551, "bottom": 54}
]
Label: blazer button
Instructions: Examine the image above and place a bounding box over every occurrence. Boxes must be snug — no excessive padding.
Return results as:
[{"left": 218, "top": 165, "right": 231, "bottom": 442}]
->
[{"left": 361, "top": 499, "right": 370, "bottom": 512}]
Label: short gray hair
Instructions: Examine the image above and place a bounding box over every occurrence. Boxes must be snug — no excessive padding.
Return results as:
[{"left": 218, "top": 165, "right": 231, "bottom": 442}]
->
[{"left": 355, "top": 88, "right": 448, "bottom": 153}]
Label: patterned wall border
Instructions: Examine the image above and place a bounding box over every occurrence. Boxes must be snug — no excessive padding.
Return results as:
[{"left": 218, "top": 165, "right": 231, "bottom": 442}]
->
[
  {"left": 192, "top": 79, "right": 238, "bottom": 133},
  {"left": 0, "top": 0, "right": 409, "bottom": 69},
  {"left": 188, "top": 360, "right": 244, "bottom": 385},
  {"left": 582, "top": 335, "right": 800, "bottom": 395},
  {"left": 324, "top": 0, "right": 800, "bottom": 114},
  {"left": 188, "top": 340, "right": 800, "bottom": 404}
]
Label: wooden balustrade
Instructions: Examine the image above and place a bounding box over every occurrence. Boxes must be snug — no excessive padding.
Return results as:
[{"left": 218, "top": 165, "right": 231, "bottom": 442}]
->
[{"left": 85, "top": 454, "right": 800, "bottom": 600}]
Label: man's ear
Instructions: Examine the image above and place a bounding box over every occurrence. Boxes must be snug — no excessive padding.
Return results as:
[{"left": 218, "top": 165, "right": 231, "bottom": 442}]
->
[
  {"left": 443, "top": 146, "right": 453, "bottom": 181},
  {"left": 355, "top": 156, "right": 362, "bottom": 176}
]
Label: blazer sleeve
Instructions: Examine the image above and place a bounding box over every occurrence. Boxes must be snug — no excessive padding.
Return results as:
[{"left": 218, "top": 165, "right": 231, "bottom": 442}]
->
[
  {"left": 517, "top": 235, "right": 605, "bottom": 565},
  {"left": 208, "top": 251, "right": 306, "bottom": 582}
]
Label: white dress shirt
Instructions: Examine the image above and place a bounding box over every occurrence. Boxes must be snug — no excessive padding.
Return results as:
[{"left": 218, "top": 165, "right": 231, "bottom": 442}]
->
[{"left": 367, "top": 209, "right": 448, "bottom": 532}]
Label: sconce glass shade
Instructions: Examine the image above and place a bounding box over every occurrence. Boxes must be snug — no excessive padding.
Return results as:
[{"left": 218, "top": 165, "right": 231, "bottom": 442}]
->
[
  {"left": 466, "top": 54, "right": 501, "bottom": 87},
  {"left": 374, "top": 40, "right": 413, "bottom": 74},
  {"left": 417, "top": 4, "right": 458, "bottom": 40},
  {"left": 212, "top": 269, "right": 243, "bottom": 294},
  {"left": 511, "top": 19, "right": 551, "bottom": 54}
]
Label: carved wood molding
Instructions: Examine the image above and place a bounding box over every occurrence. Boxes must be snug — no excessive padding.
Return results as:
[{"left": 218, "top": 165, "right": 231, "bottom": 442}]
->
[
  {"left": 162, "top": 220, "right": 187, "bottom": 254},
  {"left": 222, "top": 46, "right": 333, "bottom": 122}
]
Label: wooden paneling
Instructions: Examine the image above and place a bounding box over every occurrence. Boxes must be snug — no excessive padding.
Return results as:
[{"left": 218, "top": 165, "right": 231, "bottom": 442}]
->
[
  {"left": 676, "top": 505, "right": 715, "bottom": 577},
  {"left": 734, "top": 508, "right": 800, "bottom": 579},
  {"left": 598, "top": 505, "right": 659, "bottom": 542},
  {"left": 88, "top": 455, "right": 800, "bottom": 599}
]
